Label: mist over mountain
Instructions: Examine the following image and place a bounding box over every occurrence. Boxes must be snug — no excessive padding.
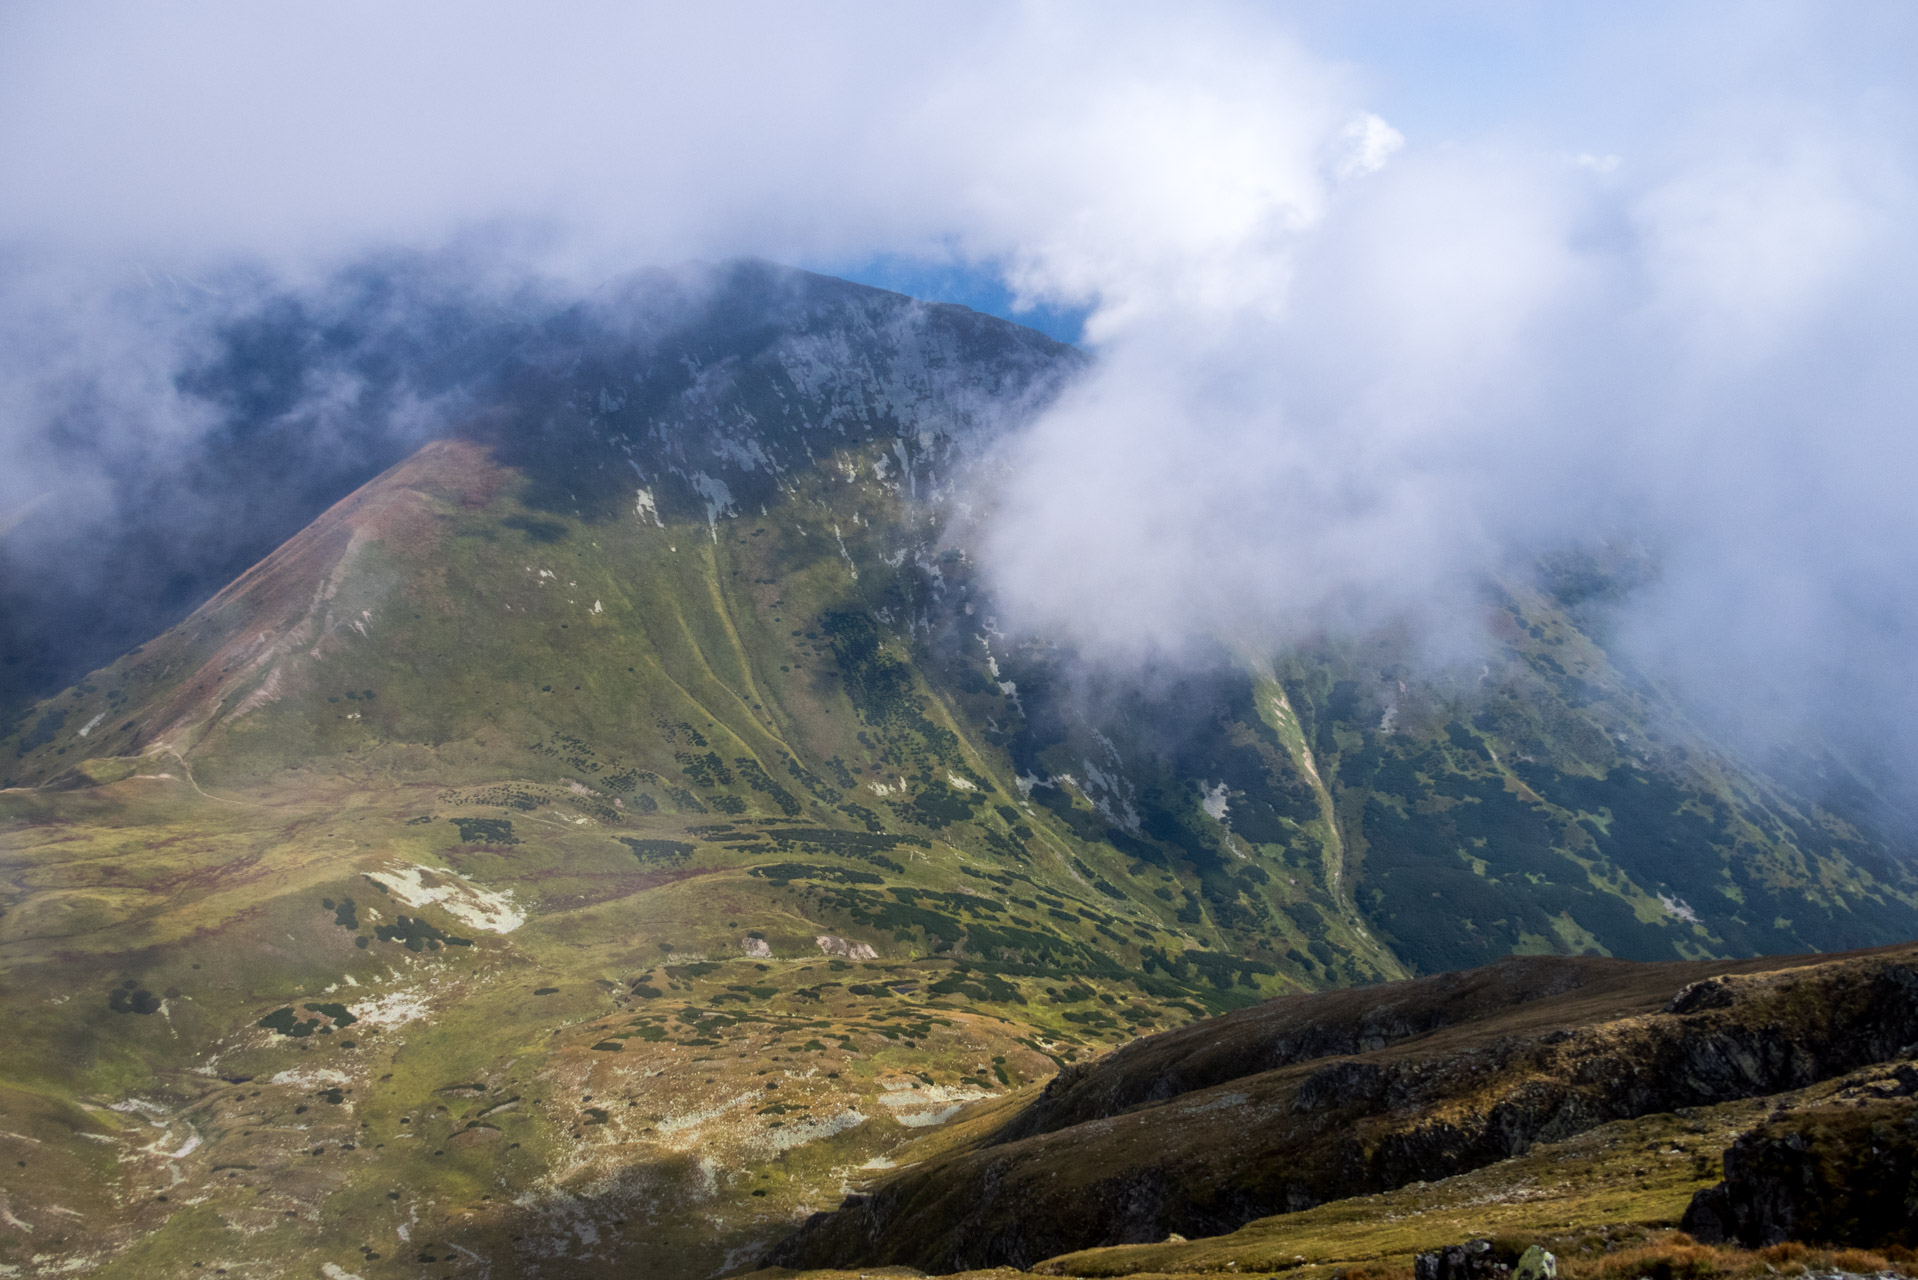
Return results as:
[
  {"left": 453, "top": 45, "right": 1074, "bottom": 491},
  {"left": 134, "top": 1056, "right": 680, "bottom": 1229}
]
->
[
  {"left": 2, "top": 259, "right": 1914, "bottom": 1278},
  {"left": 4, "top": 3, "right": 1918, "bottom": 826},
  {"left": 0, "top": 251, "right": 564, "bottom": 718},
  {"left": 5, "top": 6, "right": 1918, "bottom": 1279}
]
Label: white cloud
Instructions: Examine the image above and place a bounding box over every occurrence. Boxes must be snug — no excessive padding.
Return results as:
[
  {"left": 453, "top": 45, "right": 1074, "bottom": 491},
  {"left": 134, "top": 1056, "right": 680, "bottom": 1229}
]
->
[
  {"left": 1336, "top": 114, "right": 1406, "bottom": 180},
  {"left": 4, "top": 0, "right": 1918, "bottom": 798}
]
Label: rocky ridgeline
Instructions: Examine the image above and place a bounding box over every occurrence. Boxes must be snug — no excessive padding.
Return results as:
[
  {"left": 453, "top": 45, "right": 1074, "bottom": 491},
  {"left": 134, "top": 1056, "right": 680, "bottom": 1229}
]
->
[{"left": 773, "top": 946, "right": 1918, "bottom": 1273}]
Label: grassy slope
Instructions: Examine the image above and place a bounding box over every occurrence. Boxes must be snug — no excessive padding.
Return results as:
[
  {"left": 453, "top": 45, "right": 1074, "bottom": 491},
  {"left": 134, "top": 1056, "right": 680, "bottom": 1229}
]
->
[
  {"left": 758, "top": 1065, "right": 1909, "bottom": 1280},
  {"left": 994, "top": 585, "right": 1918, "bottom": 988},
  {"left": 5, "top": 432, "right": 1917, "bottom": 1278},
  {"left": 2, "top": 268, "right": 1914, "bottom": 1277},
  {"left": 0, "top": 438, "right": 1336, "bottom": 1279},
  {"left": 766, "top": 947, "right": 1918, "bottom": 1277}
]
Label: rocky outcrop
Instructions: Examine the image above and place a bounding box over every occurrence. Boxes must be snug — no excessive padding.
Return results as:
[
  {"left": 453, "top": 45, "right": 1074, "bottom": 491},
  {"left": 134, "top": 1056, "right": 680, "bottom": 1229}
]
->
[
  {"left": 1414, "top": 1240, "right": 1557, "bottom": 1280},
  {"left": 1415, "top": 1239, "right": 1510, "bottom": 1280},
  {"left": 986, "top": 952, "right": 1719, "bottom": 1147},
  {"left": 773, "top": 946, "right": 1918, "bottom": 1274},
  {"left": 1684, "top": 1096, "right": 1918, "bottom": 1247}
]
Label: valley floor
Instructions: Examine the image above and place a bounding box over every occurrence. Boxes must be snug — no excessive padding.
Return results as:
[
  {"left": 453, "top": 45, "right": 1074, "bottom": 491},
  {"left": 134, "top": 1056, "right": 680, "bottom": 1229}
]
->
[{"left": 0, "top": 768, "right": 1169, "bottom": 1280}]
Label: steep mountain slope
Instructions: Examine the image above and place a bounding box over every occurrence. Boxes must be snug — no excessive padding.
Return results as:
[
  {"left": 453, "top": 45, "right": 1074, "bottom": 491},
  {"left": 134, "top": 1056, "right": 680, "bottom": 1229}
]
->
[
  {"left": 0, "top": 254, "right": 555, "bottom": 727},
  {"left": 2, "top": 262, "right": 1915, "bottom": 1279}
]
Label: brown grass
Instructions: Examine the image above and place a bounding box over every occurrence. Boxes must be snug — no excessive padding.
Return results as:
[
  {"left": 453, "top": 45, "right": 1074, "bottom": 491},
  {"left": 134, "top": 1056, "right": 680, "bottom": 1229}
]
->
[
  {"left": 1560, "top": 1232, "right": 1910, "bottom": 1280},
  {"left": 1330, "top": 1266, "right": 1413, "bottom": 1280}
]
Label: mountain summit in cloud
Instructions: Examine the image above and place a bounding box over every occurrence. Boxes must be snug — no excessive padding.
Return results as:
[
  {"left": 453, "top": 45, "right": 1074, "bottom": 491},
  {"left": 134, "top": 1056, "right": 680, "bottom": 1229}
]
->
[
  {"left": 5, "top": 5, "right": 1918, "bottom": 1279},
  {"left": 4, "top": 266, "right": 1915, "bottom": 1276}
]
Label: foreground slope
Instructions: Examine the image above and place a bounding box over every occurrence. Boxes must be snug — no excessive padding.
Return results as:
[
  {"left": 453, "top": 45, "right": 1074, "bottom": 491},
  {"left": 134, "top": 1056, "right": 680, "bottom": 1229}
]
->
[
  {"left": 2, "top": 263, "right": 1915, "bottom": 1279},
  {"left": 772, "top": 1051, "right": 1918, "bottom": 1280},
  {"left": 771, "top": 943, "right": 1918, "bottom": 1273}
]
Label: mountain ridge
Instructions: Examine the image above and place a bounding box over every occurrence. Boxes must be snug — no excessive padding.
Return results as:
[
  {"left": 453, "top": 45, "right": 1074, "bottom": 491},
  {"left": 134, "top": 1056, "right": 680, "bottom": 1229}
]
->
[
  {"left": 771, "top": 943, "right": 1918, "bottom": 1273},
  {"left": 2, "top": 262, "right": 1915, "bottom": 1279}
]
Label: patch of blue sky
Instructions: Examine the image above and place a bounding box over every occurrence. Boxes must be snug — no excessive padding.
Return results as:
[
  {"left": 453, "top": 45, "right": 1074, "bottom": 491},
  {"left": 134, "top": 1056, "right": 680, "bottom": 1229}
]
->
[
  {"left": 1293, "top": 0, "right": 1918, "bottom": 154},
  {"left": 820, "top": 251, "right": 1090, "bottom": 347}
]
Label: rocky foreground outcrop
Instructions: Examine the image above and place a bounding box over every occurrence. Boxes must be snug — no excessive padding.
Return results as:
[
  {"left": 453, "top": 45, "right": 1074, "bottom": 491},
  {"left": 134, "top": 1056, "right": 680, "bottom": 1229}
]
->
[
  {"left": 1684, "top": 1092, "right": 1918, "bottom": 1247},
  {"left": 772, "top": 945, "right": 1918, "bottom": 1273},
  {"left": 1415, "top": 1239, "right": 1558, "bottom": 1280}
]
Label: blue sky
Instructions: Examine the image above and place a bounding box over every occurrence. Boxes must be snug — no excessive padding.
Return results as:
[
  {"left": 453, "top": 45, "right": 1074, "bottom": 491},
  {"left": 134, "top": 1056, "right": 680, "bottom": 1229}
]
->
[
  {"left": 808, "top": 1, "right": 1918, "bottom": 348},
  {"left": 828, "top": 253, "right": 1092, "bottom": 345}
]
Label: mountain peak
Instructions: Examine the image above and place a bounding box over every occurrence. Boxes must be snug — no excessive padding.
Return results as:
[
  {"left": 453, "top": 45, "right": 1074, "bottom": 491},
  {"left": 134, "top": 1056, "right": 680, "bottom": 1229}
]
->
[{"left": 3, "top": 263, "right": 1915, "bottom": 1280}]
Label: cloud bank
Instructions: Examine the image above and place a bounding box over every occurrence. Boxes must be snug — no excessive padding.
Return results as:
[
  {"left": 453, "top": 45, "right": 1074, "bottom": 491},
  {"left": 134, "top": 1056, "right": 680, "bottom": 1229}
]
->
[{"left": 4, "top": 1, "right": 1918, "bottom": 806}]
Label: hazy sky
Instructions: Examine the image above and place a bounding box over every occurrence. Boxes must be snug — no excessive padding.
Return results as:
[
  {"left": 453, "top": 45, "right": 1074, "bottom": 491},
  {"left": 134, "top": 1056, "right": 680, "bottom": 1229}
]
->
[{"left": 4, "top": 1, "right": 1918, "bottom": 799}]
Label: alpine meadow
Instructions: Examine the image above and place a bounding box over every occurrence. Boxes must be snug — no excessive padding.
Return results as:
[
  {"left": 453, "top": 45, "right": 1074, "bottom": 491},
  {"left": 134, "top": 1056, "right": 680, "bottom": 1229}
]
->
[{"left": 7, "top": 7, "right": 1918, "bottom": 1280}]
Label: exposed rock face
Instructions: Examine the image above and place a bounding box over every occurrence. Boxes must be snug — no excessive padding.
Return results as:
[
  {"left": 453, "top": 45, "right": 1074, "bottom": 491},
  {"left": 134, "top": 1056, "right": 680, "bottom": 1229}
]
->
[
  {"left": 989, "top": 951, "right": 1631, "bottom": 1147},
  {"left": 1683, "top": 1095, "right": 1918, "bottom": 1247},
  {"left": 816, "top": 935, "right": 877, "bottom": 960},
  {"left": 1515, "top": 1244, "right": 1558, "bottom": 1280},
  {"left": 1414, "top": 1239, "right": 1508, "bottom": 1280},
  {"left": 1412, "top": 1239, "right": 1554, "bottom": 1280},
  {"left": 773, "top": 947, "right": 1918, "bottom": 1274}
]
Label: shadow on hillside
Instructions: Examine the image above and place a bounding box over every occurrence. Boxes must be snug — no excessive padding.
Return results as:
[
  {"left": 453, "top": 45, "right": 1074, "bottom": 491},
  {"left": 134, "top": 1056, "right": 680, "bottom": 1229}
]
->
[{"left": 408, "top": 1147, "right": 808, "bottom": 1280}]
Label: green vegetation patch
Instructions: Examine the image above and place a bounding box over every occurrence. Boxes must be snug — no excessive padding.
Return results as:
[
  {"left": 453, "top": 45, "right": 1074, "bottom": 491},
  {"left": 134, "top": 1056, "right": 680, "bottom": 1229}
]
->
[
  {"left": 893, "top": 779, "right": 985, "bottom": 830},
  {"left": 928, "top": 970, "right": 1026, "bottom": 1004},
  {"left": 448, "top": 816, "right": 520, "bottom": 845},
  {"left": 821, "top": 609, "right": 961, "bottom": 759},
  {"left": 618, "top": 838, "right": 695, "bottom": 866},
  {"left": 786, "top": 756, "right": 843, "bottom": 803},
  {"left": 258, "top": 1001, "right": 355, "bottom": 1037},
  {"left": 19, "top": 708, "right": 65, "bottom": 752},
  {"left": 676, "top": 750, "right": 732, "bottom": 789},
  {"left": 108, "top": 983, "right": 162, "bottom": 1015},
  {"left": 734, "top": 757, "right": 802, "bottom": 815},
  {"left": 665, "top": 962, "right": 721, "bottom": 979},
  {"left": 1141, "top": 945, "right": 1275, "bottom": 992},
  {"left": 258, "top": 1007, "right": 319, "bottom": 1037},
  {"left": 666, "top": 785, "right": 707, "bottom": 813},
  {"left": 502, "top": 514, "right": 568, "bottom": 543},
  {"left": 762, "top": 827, "right": 920, "bottom": 872},
  {"left": 304, "top": 1002, "right": 356, "bottom": 1027},
  {"left": 749, "top": 862, "right": 884, "bottom": 886},
  {"left": 374, "top": 914, "right": 473, "bottom": 952}
]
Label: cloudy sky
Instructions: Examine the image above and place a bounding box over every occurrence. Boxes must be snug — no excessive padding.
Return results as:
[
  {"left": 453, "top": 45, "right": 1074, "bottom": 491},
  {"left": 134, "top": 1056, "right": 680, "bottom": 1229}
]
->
[{"left": 4, "top": 1, "right": 1918, "bottom": 799}]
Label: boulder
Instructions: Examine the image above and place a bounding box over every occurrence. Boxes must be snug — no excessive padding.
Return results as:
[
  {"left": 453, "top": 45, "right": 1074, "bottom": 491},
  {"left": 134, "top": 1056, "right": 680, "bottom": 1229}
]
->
[
  {"left": 1414, "top": 1239, "right": 1506, "bottom": 1280},
  {"left": 1413, "top": 1238, "right": 1554, "bottom": 1280},
  {"left": 1683, "top": 1099, "right": 1918, "bottom": 1247},
  {"left": 1515, "top": 1244, "right": 1557, "bottom": 1280}
]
